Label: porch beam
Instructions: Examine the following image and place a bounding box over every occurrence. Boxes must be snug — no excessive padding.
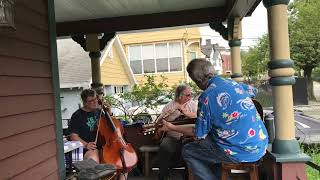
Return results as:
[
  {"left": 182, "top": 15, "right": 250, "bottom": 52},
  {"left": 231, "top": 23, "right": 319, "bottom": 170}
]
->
[{"left": 56, "top": 7, "right": 227, "bottom": 36}]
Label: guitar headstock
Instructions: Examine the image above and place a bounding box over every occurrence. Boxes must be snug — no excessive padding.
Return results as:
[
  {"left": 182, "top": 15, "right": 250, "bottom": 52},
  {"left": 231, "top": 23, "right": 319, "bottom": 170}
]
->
[{"left": 142, "top": 123, "right": 156, "bottom": 136}]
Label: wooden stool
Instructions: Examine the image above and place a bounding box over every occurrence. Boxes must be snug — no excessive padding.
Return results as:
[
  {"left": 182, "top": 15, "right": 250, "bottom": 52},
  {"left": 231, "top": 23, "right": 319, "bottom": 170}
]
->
[
  {"left": 221, "top": 162, "right": 259, "bottom": 180},
  {"left": 139, "top": 145, "right": 160, "bottom": 176}
]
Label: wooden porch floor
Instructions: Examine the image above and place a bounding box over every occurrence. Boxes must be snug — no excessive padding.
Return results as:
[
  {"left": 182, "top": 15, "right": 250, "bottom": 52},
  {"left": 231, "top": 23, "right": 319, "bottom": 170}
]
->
[{"left": 128, "top": 169, "right": 186, "bottom": 180}]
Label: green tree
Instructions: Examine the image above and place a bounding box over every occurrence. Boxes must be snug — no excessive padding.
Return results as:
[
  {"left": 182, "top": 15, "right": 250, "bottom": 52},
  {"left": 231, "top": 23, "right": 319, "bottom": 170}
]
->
[
  {"left": 104, "top": 75, "right": 170, "bottom": 121},
  {"left": 289, "top": 0, "right": 320, "bottom": 100},
  {"left": 242, "top": 34, "right": 269, "bottom": 81}
]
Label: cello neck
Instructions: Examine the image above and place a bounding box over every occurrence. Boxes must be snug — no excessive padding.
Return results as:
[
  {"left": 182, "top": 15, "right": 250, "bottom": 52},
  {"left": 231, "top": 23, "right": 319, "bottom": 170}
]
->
[
  {"left": 104, "top": 110, "right": 117, "bottom": 132},
  {"left": 98, "top": 97, "right": 117, "bottom": 132}
]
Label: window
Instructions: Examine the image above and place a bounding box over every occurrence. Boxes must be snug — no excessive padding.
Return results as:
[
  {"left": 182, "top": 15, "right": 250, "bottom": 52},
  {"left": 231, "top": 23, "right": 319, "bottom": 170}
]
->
[
  {"left": 156, "top": 43, "right": 168, "bottom": 72},
  {"left": 114, "top": 86, "right": 124, "bottom": 94},
  {"left": 129, "top": 42, "right": 182, "bottom": 74},
  {"left": 142, "top": 45, "right": 155, "bottom": 73},
  {"left": 190, "top": 51, "right": 197, "bottom": 61},
  {"left": 129, "top": 46, "right": 142, "bottom": 74},
  {"left": 169, "top": 43, "right": 182, "bottom": 71}
]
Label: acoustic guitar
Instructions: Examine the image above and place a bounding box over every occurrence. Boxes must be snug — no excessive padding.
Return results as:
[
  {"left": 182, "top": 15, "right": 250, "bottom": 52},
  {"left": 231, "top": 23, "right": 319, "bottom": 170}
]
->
[{"left": 142, "top": 115, "right": 196, "bottom": 140}]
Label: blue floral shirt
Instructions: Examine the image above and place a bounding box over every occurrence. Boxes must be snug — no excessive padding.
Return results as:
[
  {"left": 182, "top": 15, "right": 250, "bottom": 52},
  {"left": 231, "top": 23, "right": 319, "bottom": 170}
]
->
[{"left": 195, "top": 76, "right": 268, "bottom": 162}]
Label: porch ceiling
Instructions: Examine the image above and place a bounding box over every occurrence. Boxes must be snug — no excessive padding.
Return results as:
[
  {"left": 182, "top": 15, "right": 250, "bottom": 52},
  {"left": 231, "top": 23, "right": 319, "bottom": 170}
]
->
[{"left": 55, "top": 0, "right": 261, "bottom": 37}]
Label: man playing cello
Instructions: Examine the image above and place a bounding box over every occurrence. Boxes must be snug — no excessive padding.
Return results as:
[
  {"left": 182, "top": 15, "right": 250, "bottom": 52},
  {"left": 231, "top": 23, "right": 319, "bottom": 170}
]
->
[
  {"left": 69, "top": 89, "right": 102, "bottom": 163},
  {"left": 69, "top": 89, "right": 131, "bottom": 180}
]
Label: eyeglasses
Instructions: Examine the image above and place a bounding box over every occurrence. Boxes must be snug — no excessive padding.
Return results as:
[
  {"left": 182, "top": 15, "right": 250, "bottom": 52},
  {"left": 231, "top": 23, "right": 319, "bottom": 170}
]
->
[
  {"left": 86, "top": 97, "right": 97, "bottom": 103},
  {"left": 183, "top": 93, "right": 192, "bottom": 97}
]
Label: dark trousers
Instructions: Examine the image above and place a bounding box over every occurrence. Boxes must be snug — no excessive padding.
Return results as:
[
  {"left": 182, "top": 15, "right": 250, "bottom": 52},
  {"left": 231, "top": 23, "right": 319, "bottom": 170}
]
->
[
  {"left": 182, "top": 136, "right": 237, "bottom": 180},
  {"left": 157, "top": 136, "right": 183, "bottom": 179}
]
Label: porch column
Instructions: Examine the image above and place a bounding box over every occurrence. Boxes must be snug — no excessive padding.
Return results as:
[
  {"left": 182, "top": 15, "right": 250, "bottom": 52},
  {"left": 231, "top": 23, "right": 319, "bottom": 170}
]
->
[
  {"left": 228, "top": 18, "right": 243, "bottom": 82},
  {"left": 263, "top": 0, "right": 310, "bottom": 179},
  {"left": 229, "top": 39, "right": 242, "bottom": 82},
  {"left": 89, "top": 51, "right": 102, "bottom": 92},
  {"left": 86, "top": 34, "right": 103, "bottom": 94},
  {"left": 72, "top": 33, "right": 115, "bottom": 94}
]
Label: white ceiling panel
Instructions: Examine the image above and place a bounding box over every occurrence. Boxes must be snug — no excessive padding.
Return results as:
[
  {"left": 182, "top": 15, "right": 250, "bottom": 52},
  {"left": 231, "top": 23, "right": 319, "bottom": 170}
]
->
[{"left": 55, "top": 0, "right": 226, "bottom": 22}]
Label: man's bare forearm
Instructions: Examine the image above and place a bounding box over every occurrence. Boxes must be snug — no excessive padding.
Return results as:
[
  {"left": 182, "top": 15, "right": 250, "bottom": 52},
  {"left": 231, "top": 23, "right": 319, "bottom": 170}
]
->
[
  {"left": 171, "top": 126, "right": 195, "bottom": 137},
  {"left": 184, "top": 111, "right": 197, "bottom": 119}
]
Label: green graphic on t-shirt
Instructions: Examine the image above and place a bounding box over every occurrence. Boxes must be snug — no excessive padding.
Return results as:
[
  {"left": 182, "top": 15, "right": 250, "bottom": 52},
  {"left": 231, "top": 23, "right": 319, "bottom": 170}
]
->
[{"left": 86, "top": 116, "right": 97, "bottom": 131}]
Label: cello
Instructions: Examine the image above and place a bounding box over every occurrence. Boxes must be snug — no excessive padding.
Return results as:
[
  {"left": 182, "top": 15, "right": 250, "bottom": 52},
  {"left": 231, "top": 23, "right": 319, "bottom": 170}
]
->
[{"left": 95, "top": 99, "right": 138, "bottom": 174}]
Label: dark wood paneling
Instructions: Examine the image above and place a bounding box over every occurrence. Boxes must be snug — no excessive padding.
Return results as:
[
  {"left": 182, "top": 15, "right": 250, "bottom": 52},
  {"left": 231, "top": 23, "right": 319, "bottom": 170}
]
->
[
  {"left": 11, "top": 156, "right": 58, "bottom": 180},
  {"left": 0, "top": 20, "right": 49, "bottom": 47},
  {"left": 19, "top": 0, "right": 48, "bottom": 17},
  {"left": 15, "top": 2, "right": 48, "bottom": 31},
  {"left": 0, "top": 110, "right": 55, "bottom": 139},
  {"left": 0, "top": 56, "right": 51, "bottom": 77},
  {"left": 0, "top": 94, "right": 54, "bottom": 117},
  {"left": 0, "top": 36, "right": 49, "bottom": 62},
  {"left": 0, "top": 125, "right": 56, "bottom": 160},
  {"left": 0, "top": 141, "right": 57, "bottom": 179},
  {"left": 0, "top": 76, "right": 53, "bottom": 96}
]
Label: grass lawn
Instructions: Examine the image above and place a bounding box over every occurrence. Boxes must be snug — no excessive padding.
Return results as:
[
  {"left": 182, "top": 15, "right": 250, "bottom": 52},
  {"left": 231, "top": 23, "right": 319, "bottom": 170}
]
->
[{"left": 302, "top": 144, "right": 320, "bottom": 180}]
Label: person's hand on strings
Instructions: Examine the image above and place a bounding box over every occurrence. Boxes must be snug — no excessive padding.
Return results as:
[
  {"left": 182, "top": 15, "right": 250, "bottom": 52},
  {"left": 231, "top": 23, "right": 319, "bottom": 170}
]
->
[
  {"left": 160, "top": 120, "right": 176, "bottom": 132},
  {"left": 85, "top": 142, "right": 97, "bottom": 150}
]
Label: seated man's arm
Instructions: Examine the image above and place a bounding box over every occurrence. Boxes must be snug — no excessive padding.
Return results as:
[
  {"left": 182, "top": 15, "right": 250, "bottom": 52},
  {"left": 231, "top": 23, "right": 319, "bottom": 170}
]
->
[
  {"left": 240, "top": 83, "right": 257, "bottom": 98},
  {"left": 193, "top": 94, "right": 213, "bottom": 139},
  {"left": 162, "top": 121, "right": 195, "bottom": 137}
]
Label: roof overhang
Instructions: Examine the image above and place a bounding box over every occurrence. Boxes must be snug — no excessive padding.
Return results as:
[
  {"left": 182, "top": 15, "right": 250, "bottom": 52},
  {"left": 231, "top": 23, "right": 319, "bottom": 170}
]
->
[{"left": 55, "top": 0, "right": 261, "bottom": 37}]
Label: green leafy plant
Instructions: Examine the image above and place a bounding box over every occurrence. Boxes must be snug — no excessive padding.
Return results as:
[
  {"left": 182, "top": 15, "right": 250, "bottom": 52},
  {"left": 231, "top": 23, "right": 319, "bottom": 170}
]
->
[{"left": 104, "top": 75, "right": 170, "bottom": 121}]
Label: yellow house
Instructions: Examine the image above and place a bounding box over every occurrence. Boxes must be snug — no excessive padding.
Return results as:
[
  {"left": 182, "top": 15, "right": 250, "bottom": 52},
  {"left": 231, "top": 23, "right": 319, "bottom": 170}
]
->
[
  {"left": 100, "top": 36, "right": 137, "bottom": 94},
  {"left": 118, "top": 27, "right": 202, "bottom": 87}
]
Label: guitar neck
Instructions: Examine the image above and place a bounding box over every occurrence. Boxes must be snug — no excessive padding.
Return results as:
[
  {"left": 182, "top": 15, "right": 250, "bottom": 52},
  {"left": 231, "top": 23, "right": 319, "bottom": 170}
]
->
[
  {"left": 141, "top": 117, "right": 196, "bottom": 136},
  {"left": 170, "top": 118, "right": 196, "bottom": 125}
]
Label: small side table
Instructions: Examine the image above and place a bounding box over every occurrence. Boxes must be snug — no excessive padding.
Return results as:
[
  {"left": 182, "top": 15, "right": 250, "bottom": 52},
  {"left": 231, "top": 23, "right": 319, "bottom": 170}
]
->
[{"left": 64, "top": 141, "right": 83, "bottom": 175}]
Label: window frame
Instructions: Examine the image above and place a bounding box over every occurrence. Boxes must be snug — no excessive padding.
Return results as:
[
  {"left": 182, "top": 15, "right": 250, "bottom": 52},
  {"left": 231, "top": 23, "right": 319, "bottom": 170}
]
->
[{"left": 128, "top": 41, "right": 183, "bottom": 74}]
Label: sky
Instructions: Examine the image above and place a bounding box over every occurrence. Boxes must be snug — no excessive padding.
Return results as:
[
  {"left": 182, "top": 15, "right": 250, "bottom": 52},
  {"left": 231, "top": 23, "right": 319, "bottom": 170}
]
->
[{"left": 200, "top": 3, "right": 268, "bottom": 50}]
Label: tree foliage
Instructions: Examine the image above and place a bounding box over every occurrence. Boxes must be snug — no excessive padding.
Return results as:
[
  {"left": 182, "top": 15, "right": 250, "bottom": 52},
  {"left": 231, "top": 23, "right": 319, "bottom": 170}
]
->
[
  {"left": 104, "top": 75, "right": 170, "bottom": 121},
  {"left": 242, "top": 34, "right": 269, "bottom": 81},
  {"left": 242, "top": 0, "right": 320, "bottom": 100},
  {"left": 289, "top": 0, "right": 320, "bottom": 99}
]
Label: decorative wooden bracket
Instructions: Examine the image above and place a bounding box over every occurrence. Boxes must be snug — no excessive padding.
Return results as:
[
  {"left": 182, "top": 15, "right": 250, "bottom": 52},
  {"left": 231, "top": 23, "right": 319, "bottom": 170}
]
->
[
  {"left": 71, "top": 34, "right": 87, "bottom": 51},
  {"left": 209, "top": 17, "right": 242, "bottom": 41},
  {"left": 209, "top": 21, "right": 228, "bottom": 40},
  {"left": 71, "top": 32, "right": 115, "bottom": 52}
]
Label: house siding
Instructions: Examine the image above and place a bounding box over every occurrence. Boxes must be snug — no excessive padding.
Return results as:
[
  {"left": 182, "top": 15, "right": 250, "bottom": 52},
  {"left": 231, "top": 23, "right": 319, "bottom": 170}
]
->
[
  {"left": 119, "top": 27, "right": 200, "bottom": 45},
  {"left": 0, "top": 0, "right": 59, "bottom": 179},
  {"left": 60, "top": 88, "right": 83, "bottom": 121},
  {"left": 101, "top": 46, "right": 131, "bottom": 86},
  {"left": 119, "top": 28, "right": 201, "bottom": 87},
  {"left": 134, "top": 72, "right": 185, "bottom": 87}
]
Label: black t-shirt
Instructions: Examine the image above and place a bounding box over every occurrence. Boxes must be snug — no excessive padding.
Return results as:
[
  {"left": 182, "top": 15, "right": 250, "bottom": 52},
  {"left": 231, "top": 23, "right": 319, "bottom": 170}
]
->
[{"left": 69, "top": 108, "right": 100, "bottom": 143}]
